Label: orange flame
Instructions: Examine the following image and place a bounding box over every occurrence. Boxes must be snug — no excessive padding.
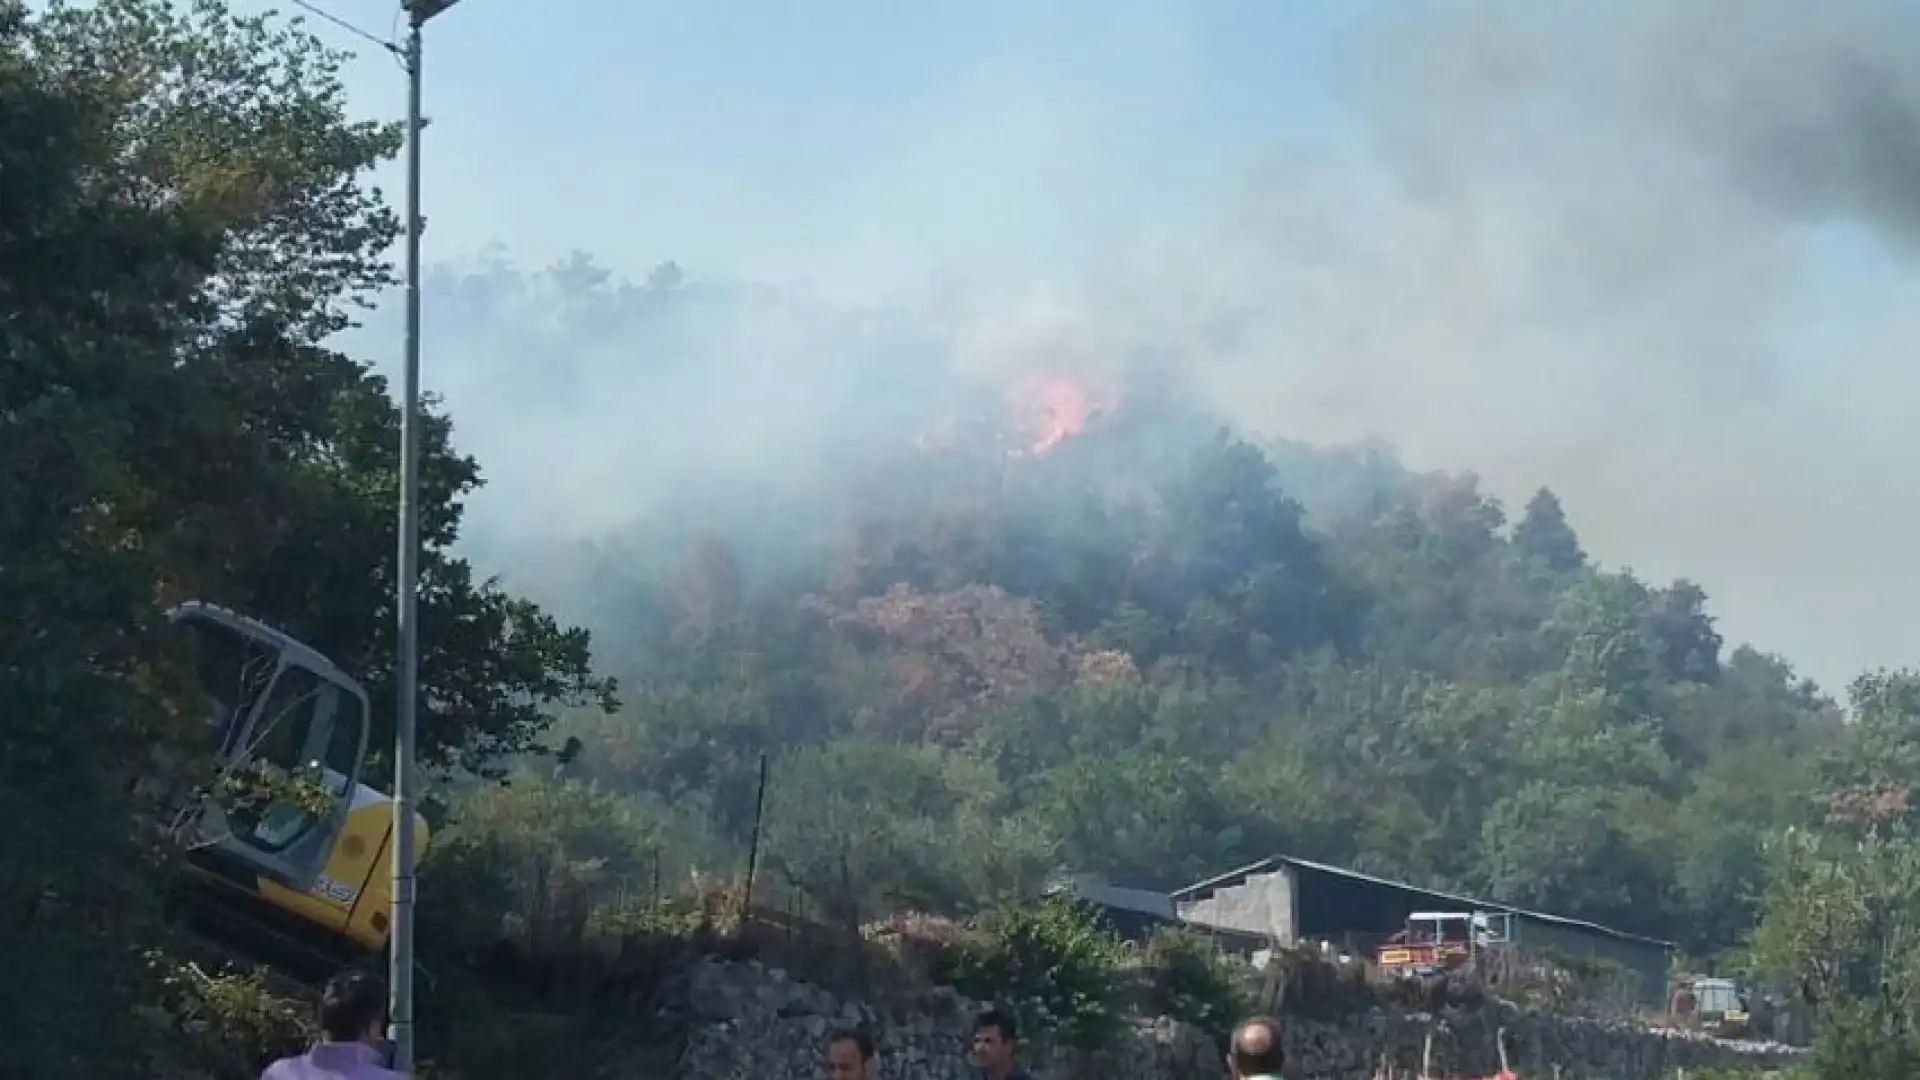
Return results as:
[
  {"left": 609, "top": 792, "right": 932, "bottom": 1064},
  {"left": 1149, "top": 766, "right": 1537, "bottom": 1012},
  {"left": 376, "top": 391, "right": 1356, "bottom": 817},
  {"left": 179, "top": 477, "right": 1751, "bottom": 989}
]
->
[
  {"left": 1010, "top": 373, "right": 1112, "bottom": 454},
  {"left": 911, "top": 373, "right": 1117, "bottom": 456}
]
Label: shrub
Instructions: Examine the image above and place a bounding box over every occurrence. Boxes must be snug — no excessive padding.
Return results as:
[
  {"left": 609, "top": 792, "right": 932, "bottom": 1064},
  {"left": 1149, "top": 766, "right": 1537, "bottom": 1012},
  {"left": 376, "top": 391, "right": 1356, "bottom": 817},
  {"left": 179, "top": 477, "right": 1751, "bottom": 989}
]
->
[
  {"left": 1136, "top": 925, "right": 1251, "bottom": 1044},
  {"left": 937, "top": 895, "right": 1129, "bottom": 1052},
  {"left": 409, "top": 777, "right": 723, "bottom": 1080},
  {"left": 418, "top": 776, "right": 666, "bottom": 962},
  {"left": 1805, "top": 999, "right": 1920, "bottom": 1080},
  {"left": 1261, "top": 945, "right": 1378, "bottom": 1020},
  {"left": 151, "top": 955, "right": 311, "bottom": 1080}
]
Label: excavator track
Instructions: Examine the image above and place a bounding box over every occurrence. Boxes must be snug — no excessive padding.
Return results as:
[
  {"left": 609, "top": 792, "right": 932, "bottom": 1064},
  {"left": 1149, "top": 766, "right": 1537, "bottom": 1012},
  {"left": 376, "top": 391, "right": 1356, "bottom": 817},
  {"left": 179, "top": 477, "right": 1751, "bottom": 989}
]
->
[
  {"left": 167, "top": 872, "right": 367, "bottom": 985},
  {"left": 164, "top": 871, "right": 435, "bottom": 1001},
  {"left": 171, "top": 927, "right": 326, "bottom": 1006},
  {"left": 160, "top": 879, "right": 447, "bottom": 1080}
]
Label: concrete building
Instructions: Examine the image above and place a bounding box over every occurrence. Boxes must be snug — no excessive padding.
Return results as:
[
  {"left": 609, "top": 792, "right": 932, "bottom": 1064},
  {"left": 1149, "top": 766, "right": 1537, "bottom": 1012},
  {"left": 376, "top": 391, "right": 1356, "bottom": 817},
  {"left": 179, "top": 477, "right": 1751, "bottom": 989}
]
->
[{"left": 1170, "top": 855, "right": 1674, "bottom": 1007}]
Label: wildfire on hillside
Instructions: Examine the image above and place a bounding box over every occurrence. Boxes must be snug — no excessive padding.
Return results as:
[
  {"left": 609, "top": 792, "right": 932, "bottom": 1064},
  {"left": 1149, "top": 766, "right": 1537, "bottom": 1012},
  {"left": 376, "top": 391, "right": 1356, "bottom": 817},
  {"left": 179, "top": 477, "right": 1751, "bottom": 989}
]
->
[
  {"left": 1012, "top": 373, "right": 1103, "bottom": 454},
  {"left": 912, "top": 371, "right": 1119, "bottom": 456}
]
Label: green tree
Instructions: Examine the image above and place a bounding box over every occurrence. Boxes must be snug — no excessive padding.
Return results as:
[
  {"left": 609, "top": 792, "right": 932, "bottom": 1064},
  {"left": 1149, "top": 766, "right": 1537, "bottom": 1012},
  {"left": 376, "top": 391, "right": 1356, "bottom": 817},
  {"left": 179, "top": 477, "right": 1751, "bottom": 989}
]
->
[
  {"left": 423, "top": 776, "right": 665, "bottom": 955},
  {"left": 25, "top": 0, "right": 615, "bottom": 774},
  {"left": 1513, "top": 486, "right": 1586, "bottom": 573},
  {"left": 1476, "top": 781, "right": 1673, "bottom": 932},
  {"left": 1826, "top": 669, "right": 1920, "bottom": 807},
  {"left": 1743, "top": 673, "right": 1920, "bottom": 1078},
  {"left": 1667, "top": 748, "right": 1818, "bottom": 955},
  {"left": 1750, "top": 826, "right": 1910, "bottom": 1005},
  {"left": 1662, "top": 646, "right": 1838, "bottom": 769},
  {"left": 1030, "top": 751, "right": 1244, "bottom": 890},
  {"left": 1547, "top": 575, "right": 1657, "bottom": 710},
  {"left": 0, "top": 9, "right": 225, "bottom": 1071},
  {"left": 1646, "top": 579, "right": 1723, "bottom": 684},
  {"left": 1151, "top": 432, "right": 1350, "bottom": 665},
  {"left": 761, "top": 742, "right": 1053, "bottom": 922},
  {"left": 940, "top": 896, "right": 1130, "bottom": 1053}
]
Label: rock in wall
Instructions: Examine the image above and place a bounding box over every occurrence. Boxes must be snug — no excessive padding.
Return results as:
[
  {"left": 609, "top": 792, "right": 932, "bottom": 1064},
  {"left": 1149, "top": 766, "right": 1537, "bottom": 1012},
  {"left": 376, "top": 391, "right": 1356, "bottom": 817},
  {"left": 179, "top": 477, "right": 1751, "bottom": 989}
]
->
[{"left": 644, "top": 957, "right": 1803, "bottom": 1080}]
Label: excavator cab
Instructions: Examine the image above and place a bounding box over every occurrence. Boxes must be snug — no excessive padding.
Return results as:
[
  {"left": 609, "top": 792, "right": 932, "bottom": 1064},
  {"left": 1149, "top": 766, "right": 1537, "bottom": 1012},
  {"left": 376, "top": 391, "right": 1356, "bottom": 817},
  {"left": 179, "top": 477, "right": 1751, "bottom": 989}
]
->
[
  {"left": 170, "top": 602, "right": 370, "bottom": 897},
  {"left": 165, "top": 602, "right": 429, "bottom": 982}
]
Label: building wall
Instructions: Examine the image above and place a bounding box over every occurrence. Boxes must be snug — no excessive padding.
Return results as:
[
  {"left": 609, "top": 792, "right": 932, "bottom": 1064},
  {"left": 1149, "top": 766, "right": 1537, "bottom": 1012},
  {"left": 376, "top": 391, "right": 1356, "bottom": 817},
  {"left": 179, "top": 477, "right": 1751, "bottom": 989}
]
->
[
  {"left": 1511, "top": 917, "right": 1669, "bottom": 1008},
  {"left": 1174, "top": 865, "right": 1299, "bottom": 945}
]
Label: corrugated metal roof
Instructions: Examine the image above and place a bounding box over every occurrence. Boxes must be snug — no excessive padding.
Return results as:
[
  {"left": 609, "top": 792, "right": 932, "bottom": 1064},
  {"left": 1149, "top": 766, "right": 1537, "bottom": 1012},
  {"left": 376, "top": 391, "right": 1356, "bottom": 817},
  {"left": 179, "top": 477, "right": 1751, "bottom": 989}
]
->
[
  {"left": 1049, "top": 880, "right": 1274, "bottom": 945},
  {"left": 1169, "top": 853, "right": 1674, "bottom": 949},
  {"left": 1065, "top": 881, "right": 1179, "bottom": 920}
]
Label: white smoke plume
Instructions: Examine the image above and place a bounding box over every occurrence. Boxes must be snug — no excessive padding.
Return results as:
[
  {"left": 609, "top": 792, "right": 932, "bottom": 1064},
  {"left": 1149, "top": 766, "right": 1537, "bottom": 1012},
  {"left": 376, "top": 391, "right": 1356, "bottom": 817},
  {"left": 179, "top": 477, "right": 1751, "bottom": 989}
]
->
[
  {"left": 340, "top": 0, "right": 1919, "bottom": 693},
  {"left": 957, "top": 0, "right": 1920, "bottom": 692}
]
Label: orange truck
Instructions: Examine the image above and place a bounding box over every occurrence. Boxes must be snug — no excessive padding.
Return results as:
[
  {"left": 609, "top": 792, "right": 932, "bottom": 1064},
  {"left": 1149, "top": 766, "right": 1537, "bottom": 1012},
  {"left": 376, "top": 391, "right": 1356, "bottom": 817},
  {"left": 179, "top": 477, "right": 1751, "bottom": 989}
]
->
[{"left": 1377, "top": 911, "right": 1511, "bottom": 976}]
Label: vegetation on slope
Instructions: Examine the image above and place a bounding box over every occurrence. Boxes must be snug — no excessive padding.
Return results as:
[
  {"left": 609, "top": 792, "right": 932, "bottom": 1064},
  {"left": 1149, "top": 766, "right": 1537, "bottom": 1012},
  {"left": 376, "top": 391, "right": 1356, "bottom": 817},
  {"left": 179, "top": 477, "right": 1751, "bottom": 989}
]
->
[{"left": 5, "top": 2, "right": 1920, "bottom": 1079}]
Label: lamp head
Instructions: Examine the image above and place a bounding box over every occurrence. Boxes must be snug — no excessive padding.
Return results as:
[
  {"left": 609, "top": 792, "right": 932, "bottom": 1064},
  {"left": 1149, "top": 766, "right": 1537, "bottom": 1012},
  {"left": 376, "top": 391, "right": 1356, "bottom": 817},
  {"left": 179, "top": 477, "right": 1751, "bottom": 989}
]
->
[{"left": 404, "top": 0, "right": 460, "bottom": 24}]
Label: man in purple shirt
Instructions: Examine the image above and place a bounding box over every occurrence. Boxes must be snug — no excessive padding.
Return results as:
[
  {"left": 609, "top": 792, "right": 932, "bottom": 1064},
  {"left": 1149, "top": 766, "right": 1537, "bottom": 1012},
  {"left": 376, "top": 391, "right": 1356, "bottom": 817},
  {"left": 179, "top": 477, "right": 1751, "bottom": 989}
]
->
[{"left": 262, "top": 971, "right": 405, "bottom": 1080}]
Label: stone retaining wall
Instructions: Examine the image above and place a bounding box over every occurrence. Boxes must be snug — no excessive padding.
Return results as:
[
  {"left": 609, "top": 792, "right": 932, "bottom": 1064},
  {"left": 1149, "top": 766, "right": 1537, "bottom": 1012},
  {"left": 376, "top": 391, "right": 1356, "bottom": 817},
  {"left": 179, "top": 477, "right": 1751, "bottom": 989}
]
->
[{"left": 643, "top": 957, "right": 1803, "bottom": 1080}]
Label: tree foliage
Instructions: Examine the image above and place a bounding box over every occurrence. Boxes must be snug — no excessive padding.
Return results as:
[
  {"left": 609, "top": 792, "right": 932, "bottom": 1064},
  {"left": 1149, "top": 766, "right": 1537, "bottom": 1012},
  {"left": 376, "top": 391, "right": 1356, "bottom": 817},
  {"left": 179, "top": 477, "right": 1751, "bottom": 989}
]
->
[
  {"left": 549, "top": 372, "right": 1852, "bottom": 963},
  {"left": 21, "top": 0, "right": 616, "bottom": 777},
  {"left": 939, "top": 896, "right": 1132, "bottom": 1053},
  {"left": 1741, "top": 670, "right": 1920, "bottom": 1077},
  {"left": 3, "top": 2, "right": 608, "bottom": 1074}
]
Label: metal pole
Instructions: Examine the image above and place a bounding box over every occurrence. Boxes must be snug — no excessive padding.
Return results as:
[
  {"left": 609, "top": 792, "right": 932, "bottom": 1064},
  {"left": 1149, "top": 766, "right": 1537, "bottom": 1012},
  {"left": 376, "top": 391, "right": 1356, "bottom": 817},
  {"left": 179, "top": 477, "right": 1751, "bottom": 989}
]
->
[
  {"left": 741, "top": 752, "right": 770, "bottom": 919},
  {"left": 389, "top": 11, "right": 425, "bottom": 1072}
]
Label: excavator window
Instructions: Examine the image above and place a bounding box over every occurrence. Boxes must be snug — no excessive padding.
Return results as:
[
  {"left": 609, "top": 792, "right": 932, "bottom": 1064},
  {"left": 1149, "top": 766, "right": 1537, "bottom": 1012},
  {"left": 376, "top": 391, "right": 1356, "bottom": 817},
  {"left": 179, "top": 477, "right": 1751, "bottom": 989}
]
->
[
  {"left": 180, "top": 612, "right": 277, "bottom": 755},
  {"left": 235, "top": 662, "right": 366, "bottom": 853}
]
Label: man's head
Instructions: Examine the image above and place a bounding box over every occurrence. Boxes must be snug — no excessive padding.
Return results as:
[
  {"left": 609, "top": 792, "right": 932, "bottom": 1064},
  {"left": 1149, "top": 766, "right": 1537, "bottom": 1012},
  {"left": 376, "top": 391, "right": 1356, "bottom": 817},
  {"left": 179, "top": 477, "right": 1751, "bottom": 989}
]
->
[
  {"left": 969, "top": 1010, "right": 1018, "bottom": 1076},
  {"left": 1228, "top": 1017, "right": 1285, "bottom": 1078},
  {"left": 826, "top": 1029, "right": 876, "bottom": 1080},
  {"left": 318, "top": 971, "right": 387, "bottom": 1044}
]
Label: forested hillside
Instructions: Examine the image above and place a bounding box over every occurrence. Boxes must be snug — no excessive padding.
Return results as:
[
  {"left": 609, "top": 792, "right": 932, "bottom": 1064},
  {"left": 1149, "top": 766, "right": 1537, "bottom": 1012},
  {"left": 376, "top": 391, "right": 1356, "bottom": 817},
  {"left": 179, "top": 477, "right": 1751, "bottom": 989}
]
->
[
  {"left": 6, "top": 2, "right": 1920, "bottom": 1079},
  {"left": 538, "top": 380, "right": 1840, "bottom": 959}
]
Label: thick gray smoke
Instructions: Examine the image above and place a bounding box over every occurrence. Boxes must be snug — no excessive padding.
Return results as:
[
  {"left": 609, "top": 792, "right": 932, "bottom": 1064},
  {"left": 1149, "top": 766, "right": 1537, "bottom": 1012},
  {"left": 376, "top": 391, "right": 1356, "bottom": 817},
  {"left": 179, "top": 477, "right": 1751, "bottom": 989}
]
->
[
  {"left": 977, "top": 0, "right": 1920, "bottom": 693},
  {"left": 345, "top": 0, "right": 1919, "bottom": 694}
]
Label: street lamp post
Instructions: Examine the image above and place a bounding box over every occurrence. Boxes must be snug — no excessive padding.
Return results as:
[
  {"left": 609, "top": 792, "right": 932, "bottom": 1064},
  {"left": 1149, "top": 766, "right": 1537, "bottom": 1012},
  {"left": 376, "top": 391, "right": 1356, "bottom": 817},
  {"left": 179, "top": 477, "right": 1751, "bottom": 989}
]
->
[{"left": 393, "top": 0, "right": 461, "bottom": 1071}]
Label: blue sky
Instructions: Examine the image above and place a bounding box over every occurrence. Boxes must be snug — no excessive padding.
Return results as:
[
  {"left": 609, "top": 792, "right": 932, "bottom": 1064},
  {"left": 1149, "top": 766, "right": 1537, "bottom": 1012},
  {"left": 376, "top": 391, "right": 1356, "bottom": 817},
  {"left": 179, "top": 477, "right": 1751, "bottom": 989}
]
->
[
  {"left": 273, "top": 0, "right": 1901, "bottom": 324},
  {"left": 257, "top": 0, "right": 1380, "bottom": 289}
]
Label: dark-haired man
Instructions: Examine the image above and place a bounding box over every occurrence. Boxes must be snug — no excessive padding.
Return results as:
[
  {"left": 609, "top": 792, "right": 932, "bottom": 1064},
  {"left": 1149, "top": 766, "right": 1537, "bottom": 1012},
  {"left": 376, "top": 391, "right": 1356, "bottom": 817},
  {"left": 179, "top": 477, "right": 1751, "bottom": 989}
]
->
[
  {"left": 262, "top": 971, "right": 404, "bottom": 1079},
  {"left": 968, "top": 1010, "right": 1031, "bottom": 1080},
  {"left": 1227, "top": 1016, "right": 1288, "bottom": 1080},
  {"left": 826, "top": 1028, "right": 878, "bottom": 1080}
]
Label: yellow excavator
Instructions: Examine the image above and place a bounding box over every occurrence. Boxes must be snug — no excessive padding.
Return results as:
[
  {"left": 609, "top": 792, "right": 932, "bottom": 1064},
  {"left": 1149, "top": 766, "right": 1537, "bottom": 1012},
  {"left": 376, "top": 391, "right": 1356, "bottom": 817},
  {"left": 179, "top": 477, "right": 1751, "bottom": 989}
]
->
[{"left": 165, "top": 601, "right": 430, "bottom": 981}]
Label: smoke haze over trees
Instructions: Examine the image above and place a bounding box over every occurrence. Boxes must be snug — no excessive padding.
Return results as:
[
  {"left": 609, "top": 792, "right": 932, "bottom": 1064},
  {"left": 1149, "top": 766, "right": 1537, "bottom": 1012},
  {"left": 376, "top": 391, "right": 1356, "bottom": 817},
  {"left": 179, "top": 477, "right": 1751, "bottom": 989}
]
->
[{"left": 325, "top": 0, "right": 1920, "bottom": 696}]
